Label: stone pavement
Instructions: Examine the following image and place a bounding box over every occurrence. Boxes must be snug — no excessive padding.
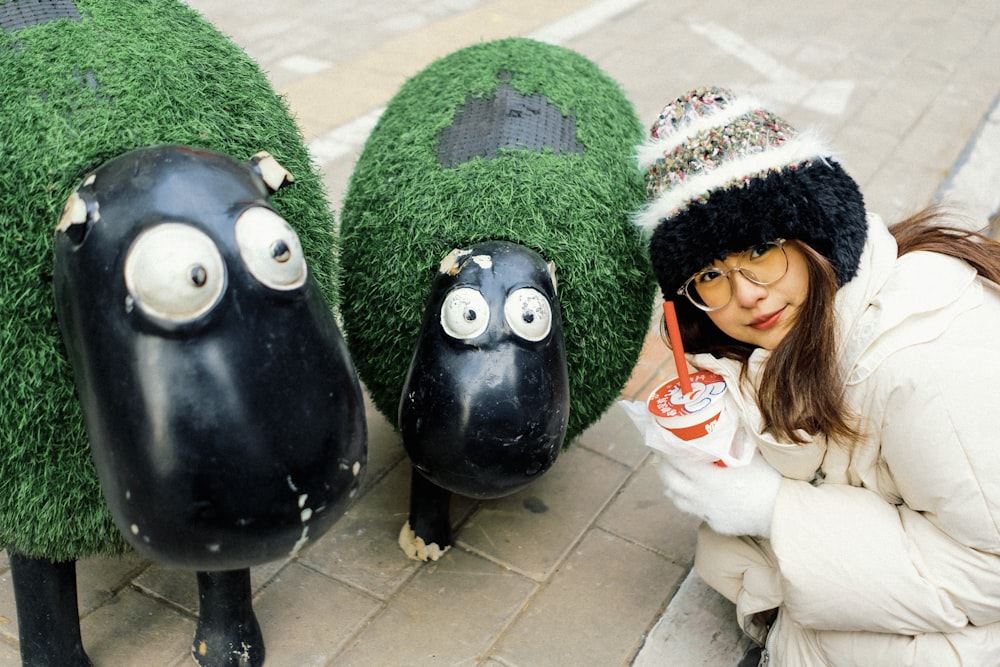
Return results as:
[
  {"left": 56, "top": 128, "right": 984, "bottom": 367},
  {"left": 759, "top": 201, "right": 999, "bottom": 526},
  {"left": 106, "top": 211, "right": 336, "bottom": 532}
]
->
[{"left": 2, "top": 1, "right": 1000, "bottom": 665}]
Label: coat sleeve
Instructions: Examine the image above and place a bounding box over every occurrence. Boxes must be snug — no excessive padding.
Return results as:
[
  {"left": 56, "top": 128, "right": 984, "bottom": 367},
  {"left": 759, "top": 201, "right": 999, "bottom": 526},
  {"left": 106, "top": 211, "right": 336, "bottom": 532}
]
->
[{"left": 769, "top": 338, "right": 1000, "bottom": 634}]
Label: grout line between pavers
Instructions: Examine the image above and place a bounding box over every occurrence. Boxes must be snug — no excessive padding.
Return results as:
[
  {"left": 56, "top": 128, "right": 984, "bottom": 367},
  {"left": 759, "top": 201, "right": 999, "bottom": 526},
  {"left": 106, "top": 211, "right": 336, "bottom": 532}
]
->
[
  {"left": 454, "top": 450, "right": 640, "bottom": 583},
  {"left": 626, "top": 570, "right": 693, "bottom": 666},
  {"left": 288, "top": 557, "right": 393, "bottom": 607},
  {"left": 126, "top": 579, "right": 200, "bottom": 623},
  {"left": 321, "top": 596, "right": 390, "bottom": 666},
  {"left": 458, "top": 576, "right": 543, "bottom": 666},
  {"left": 589, "top": 462, "right": 699, "bottom": 569}
]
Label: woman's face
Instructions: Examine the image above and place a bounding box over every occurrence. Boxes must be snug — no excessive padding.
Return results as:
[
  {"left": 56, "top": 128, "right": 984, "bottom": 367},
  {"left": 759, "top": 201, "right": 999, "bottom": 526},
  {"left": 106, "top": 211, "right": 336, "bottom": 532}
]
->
[{"left": 704, "top": 242, "right": 810, "bottom": 350}]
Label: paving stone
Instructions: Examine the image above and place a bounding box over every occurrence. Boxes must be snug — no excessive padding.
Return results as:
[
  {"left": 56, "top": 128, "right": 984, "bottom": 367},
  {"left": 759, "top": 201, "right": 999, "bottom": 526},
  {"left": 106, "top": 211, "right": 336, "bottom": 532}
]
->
[
  {"left": 597, "top": 457, "right": 702, "bottom": 565},
  {"left": 490, "top": 528, "right": 686, "bottom": 667},
  {"left": 303, "top": 449, "right": 487, "bottom": 597},
  {"left": 189, "top": 0, "right": 491, "bottom": 85},
  {"left": 132, "top": 563, "right": 201, "bottom": 616},
  {"left": 76, "top": 553, "right": 150, "bottom": 614},
  {"left": 576, "top": 400, "right": 651, "bottom": 468},
  {"left": 457, "top": 445, "right": 631, "bottom": 580},
  {"left": 80, "top": 588, "right": 194, "bottom": 667},
  {"left": 253, "top": 562, "right": 381, "bottom": 666},
  {"left": 0, "top": 638, "right": 19, "bottom": 664},
  {"left": 262, "top": 0, "right": 601, "bottom": 137},
  {"left": 632, "top": 571, "right": 751, "bottom": 667},
  {"left": 866, "top": 157, "right": 943, "bottom": 223},
  {"left": 300, "top": 459, "right": 423, "bottom": 600},
  {"left": 358, "top": 391, "right": 409, "bottom": 494},
  {"left": 904, "top": 89, "right": 991, "bottom": 172},
  {"left": 830, "top": 121, "right": 899, "bottom": 191},
  {"left": 250, "top": 556, "right": 293, "bottom": 592},
  {"left": 332, "top": 548, "right": 536, "bottom": 666}
]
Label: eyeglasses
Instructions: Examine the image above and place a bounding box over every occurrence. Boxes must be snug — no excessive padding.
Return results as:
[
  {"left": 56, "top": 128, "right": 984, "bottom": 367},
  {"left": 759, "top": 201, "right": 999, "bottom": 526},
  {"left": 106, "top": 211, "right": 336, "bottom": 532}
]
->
[{"left": 677, "top": 239, "right": 788, "bottom": 311}]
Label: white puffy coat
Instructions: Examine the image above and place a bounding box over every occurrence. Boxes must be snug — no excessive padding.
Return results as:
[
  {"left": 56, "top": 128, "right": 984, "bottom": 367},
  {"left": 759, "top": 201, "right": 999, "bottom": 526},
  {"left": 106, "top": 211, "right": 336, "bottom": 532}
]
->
[{"left": 691, "top": 214, "right": 1000, "bottom": 666}]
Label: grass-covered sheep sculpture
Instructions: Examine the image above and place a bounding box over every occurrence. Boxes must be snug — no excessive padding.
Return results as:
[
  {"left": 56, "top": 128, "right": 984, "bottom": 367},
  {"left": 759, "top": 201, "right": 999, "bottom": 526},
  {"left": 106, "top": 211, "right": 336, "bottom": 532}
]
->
[
  {"left": 1, "top": 3, "right": 365, "bottom": 665},
  {"left": 339, "top": 38, "right": 655, "bottom": 561}
]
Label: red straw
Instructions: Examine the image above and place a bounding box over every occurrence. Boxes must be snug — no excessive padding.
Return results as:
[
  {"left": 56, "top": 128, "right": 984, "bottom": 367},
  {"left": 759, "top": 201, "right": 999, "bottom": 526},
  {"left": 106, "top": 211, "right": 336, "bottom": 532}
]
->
[{"left": 662, "top": 301, "right": 692, "bottom": 394}]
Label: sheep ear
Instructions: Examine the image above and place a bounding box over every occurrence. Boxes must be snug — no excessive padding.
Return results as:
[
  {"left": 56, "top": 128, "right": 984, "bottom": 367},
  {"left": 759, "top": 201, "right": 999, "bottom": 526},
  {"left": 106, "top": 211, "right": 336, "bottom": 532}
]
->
[
  {"left": 438, "top": 248, "right": 471, "bottom": 275},
  {"left": 56, "top": 179, "right": 98, "bottom": 245},
  {"left": 249, "top": 151, "right": 294, "bottom": 193},
  {"left": 548, "top": 261, "right": 558, "bottom": 294}
]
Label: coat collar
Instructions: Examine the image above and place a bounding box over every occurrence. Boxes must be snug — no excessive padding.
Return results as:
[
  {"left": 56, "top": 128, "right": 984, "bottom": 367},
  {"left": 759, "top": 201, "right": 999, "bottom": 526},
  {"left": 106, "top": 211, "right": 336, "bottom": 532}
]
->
[{"left": 838, "top": 213, "right": 980, "bottom": 385}]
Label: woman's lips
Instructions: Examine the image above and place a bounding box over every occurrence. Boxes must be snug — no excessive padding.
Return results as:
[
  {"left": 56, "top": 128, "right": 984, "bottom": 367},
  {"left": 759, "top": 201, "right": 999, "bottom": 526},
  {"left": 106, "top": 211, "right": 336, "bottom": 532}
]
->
[{"left": 750, "top": 309, "right": 783, "bottom": 330}]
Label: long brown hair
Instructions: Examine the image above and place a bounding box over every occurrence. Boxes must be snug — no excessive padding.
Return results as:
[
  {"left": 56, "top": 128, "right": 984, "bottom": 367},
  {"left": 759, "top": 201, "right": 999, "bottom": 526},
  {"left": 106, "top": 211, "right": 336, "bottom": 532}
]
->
[
  {"left": 670, "top": 204, "right": 1000, "bottom": 446},
  {"left": 890, "top": 206, "right": 1000, "bottom": 282}
]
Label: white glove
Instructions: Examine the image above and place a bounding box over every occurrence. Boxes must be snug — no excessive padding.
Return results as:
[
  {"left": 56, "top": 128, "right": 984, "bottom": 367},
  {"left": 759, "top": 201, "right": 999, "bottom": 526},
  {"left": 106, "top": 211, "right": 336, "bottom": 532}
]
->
[{"left": 656, "top": 450, "right": 781, "bottom": 538}]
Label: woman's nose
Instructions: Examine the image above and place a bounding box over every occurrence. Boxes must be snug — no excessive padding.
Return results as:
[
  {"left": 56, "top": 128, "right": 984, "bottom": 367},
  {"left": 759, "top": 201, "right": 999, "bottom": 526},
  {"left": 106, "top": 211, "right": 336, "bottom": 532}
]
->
[{"left": 730, "top": 271, "right": 768, "bottom": 306}]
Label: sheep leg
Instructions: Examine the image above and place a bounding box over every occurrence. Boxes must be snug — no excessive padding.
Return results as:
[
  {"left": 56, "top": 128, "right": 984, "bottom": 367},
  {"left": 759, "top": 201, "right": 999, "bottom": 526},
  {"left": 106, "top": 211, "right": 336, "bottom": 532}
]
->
[
  {"left": 8, "top": 551, "right": 92, "bottom": 667},
  {"left": 191, "top": 569, "right": 263, "bottom": 667},
  {"left": 398, "top": 467, "right": 453, "bottom": 561}
]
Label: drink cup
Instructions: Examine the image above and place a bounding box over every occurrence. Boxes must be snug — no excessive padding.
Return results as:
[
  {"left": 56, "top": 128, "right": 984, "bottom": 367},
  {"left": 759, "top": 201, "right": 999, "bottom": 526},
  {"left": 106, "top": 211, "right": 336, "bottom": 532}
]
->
[{"left": 646, "top": 371, "right": 727, "bottom": 441}]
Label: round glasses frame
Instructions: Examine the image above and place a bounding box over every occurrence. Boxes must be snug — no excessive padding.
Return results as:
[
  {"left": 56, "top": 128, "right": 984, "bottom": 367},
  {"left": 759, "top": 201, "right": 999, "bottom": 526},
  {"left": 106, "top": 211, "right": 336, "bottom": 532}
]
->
[{"left": 676, "top": 239, "right": 789, "bottom": 312}]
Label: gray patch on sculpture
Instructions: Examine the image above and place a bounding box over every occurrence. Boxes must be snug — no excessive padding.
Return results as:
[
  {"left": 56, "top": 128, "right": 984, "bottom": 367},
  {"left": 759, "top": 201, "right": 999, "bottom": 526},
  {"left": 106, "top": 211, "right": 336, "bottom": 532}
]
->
[
  {"left": 1, "top": 0, "right": 81, "bottom": 30},
  {"left": 436, "top": 76, "right": 585, "bottom": 168}
]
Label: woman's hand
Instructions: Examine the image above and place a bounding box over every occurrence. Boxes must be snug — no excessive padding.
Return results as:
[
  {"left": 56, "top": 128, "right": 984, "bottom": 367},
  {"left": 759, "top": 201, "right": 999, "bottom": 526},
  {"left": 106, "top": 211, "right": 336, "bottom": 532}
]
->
[{"left": 657, "top": 451, "right": 781, "bottom": 538}]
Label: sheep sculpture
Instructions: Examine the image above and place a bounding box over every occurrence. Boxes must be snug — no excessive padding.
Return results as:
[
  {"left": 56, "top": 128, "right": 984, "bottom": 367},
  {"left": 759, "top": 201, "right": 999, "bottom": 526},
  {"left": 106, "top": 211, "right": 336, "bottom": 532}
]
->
[
  {"left": 1, "top": 3, "right": 365, "bottom": 665},
  {"left": 339, "top": 38, "right": 656, "bottom": 560}
]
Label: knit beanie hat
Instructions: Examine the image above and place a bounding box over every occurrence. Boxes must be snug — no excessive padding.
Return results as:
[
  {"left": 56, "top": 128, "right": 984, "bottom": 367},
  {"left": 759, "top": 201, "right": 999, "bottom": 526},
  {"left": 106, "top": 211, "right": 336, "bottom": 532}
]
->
[{"left": 633, "top": 87, "right": 868, "bottom": 298}]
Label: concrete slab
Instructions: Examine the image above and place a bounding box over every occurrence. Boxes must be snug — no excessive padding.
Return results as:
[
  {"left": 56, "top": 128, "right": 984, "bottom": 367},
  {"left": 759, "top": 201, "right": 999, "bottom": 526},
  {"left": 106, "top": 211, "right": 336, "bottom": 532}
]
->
[{"left": 631, "top": 571, "right": 752, "bottom": 667}]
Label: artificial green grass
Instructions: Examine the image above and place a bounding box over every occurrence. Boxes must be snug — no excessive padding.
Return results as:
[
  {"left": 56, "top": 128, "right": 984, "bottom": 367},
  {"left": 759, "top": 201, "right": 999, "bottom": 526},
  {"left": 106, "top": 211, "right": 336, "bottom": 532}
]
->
[
  {"left": 0, "top": 0, "right": 336, "bottom": 561},
  {"left": 340, "top": 38, "right": 655, "bottom": 445}
]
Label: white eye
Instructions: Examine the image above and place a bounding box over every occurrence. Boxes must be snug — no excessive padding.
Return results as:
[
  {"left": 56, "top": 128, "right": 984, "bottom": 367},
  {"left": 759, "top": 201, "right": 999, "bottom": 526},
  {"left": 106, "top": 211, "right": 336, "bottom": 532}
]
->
[
  {"left": 234, "top": 207, "right": 307, "bottom": 290},
  {"left": 440, "top": 287, "right": 490, "bottom": 340},
  {"left": 504, "top": 287, "right": 552, "bottom": 342},
  {"left": 124, "top": 223, "right": 226, "bottom": 324}
]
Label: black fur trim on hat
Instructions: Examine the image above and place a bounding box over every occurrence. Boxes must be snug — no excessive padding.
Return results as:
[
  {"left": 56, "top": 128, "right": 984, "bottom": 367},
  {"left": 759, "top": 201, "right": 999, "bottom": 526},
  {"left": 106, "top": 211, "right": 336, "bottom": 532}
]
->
[{"left": 648, "top": 159, "right": 867, "bottom": 297}]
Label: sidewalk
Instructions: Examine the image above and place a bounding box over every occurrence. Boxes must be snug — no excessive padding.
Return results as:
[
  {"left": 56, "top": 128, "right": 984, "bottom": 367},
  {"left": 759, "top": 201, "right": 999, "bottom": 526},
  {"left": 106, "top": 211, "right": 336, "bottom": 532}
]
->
[{"left": 2, "top": 1, "right": 999, "bottom": 665}]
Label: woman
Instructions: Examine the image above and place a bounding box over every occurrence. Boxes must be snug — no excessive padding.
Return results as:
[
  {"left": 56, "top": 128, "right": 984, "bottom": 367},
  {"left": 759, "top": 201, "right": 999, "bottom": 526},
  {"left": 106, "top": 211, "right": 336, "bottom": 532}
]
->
[{"left": 631, "top": 87, "right": 1000, "bottom": 666}]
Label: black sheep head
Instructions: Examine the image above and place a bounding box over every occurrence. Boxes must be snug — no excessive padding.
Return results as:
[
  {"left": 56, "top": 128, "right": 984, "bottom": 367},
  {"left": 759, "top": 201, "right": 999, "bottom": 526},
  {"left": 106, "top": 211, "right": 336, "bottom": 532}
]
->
[
  {"left": 53, "top": 145, "right": 367, "bottom": 569},
  {"left": 399, "top": 240, "right": 569, "bottom": 499}
]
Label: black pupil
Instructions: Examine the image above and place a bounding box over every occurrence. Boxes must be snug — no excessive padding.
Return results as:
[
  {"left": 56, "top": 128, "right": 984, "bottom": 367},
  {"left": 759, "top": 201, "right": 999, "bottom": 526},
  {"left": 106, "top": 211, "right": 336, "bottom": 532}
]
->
[
  {"left": 272, "top": 240, "right": 290, "bottom": 262},
  {"left": 465, "top": 310, "right": 477, "bottom": 322},
  {"left": 190, "top": 265, "right": 207, "bottom": 287}
]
